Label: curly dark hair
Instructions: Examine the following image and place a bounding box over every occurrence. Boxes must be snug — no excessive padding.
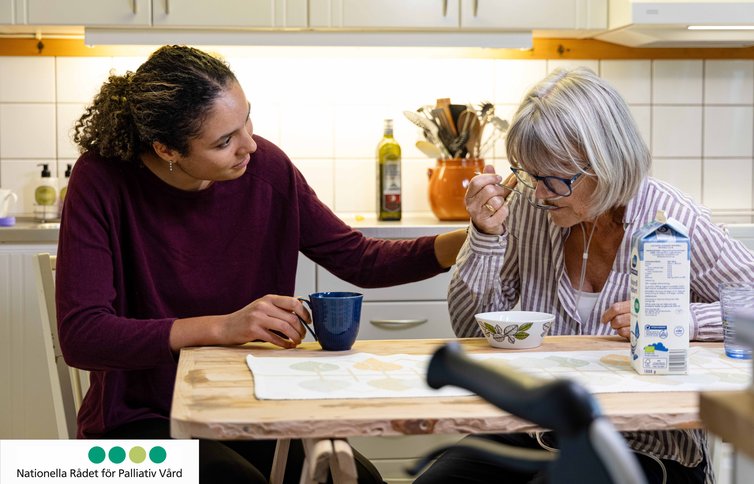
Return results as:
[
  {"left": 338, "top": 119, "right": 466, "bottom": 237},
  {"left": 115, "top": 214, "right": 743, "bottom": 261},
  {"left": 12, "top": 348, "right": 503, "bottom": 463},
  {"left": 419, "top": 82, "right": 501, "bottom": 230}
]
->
[{"left": 73, "top": 45, "right": 238, "bottom": 162}]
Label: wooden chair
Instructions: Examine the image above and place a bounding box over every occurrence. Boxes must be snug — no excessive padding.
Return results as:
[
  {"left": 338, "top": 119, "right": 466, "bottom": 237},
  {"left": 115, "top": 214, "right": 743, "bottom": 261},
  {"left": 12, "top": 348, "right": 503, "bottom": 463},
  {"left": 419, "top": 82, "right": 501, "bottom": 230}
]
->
[{"left": 34, "top": 253, "right": 85, "bottom": 439}]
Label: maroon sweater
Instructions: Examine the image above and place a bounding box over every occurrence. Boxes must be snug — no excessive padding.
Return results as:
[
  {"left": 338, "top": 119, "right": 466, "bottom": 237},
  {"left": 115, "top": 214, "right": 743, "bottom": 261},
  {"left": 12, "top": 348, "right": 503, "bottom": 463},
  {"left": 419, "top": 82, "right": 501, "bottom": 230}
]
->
[{"left": 56, "top": 136, "right": 443, "bottom": 438}]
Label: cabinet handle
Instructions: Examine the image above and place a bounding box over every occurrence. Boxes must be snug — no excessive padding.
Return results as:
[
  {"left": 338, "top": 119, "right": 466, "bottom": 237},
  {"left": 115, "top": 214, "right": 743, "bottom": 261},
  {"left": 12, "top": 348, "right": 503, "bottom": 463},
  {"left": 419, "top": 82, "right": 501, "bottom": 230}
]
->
[
  {"left": 370, "top": 319, "right": 428, "bottom": 327},
  {"left": 132, "top": 0, "right": 137, "bottom": 14},
  {"left": 442, "top": 0, "right": 447, "bottom": 17},
  {"left": 165, "top": 0, "right": 170, "bottom": 14},
  {"left": 473, "top": 0, "right": 479, "bottom": 17}
]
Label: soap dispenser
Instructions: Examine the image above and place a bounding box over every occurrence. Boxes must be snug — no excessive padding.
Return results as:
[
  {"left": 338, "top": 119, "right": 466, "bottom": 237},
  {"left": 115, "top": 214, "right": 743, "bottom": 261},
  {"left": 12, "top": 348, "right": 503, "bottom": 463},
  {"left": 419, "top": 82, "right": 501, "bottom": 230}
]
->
[
  {"left": 34, "top": 163, "right": 58, "bottom": 222},
  {"left": 58, "top": 163, "right": 72, "bottom": 218}
]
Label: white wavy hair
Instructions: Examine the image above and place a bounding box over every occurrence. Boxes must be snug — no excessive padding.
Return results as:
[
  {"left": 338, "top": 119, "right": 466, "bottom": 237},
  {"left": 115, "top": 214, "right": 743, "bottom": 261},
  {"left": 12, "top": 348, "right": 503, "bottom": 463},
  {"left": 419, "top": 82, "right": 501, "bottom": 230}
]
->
[{"left": 505, "top": 67, "right": 651, "bottom": 217}]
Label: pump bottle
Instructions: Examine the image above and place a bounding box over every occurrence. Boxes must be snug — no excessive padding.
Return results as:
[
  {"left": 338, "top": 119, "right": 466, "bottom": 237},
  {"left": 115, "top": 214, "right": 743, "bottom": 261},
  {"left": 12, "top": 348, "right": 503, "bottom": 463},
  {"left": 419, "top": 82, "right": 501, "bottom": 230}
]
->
[
  {"left": 34, "top": 163, "right": 58, "bottom": 222},
  {"left": 58, "top": 163, "right": 72, "bottom": 218}
]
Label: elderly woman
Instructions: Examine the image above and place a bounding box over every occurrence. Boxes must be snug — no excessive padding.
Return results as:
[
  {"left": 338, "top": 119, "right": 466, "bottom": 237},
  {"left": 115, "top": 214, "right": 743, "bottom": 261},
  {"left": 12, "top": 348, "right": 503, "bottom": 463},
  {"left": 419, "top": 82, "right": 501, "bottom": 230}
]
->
[{"left": 418, "top": 67, "right": 754, "bottom": 483}]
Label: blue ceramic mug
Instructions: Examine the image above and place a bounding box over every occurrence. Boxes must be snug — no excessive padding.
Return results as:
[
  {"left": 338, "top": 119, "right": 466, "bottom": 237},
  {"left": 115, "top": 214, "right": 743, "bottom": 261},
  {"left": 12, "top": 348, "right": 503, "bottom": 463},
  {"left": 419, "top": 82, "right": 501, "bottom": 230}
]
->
[{"left": 298, "top": 292, "right": 363, "bottom": 351}]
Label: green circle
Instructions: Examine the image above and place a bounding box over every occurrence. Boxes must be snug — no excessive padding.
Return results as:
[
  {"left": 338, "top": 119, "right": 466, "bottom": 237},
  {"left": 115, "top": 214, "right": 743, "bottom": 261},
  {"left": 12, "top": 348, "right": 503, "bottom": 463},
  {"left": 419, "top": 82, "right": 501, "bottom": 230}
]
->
[
  {"left": 88, "top": 446, "right": 106, "bottom": 464},
  {"left": 149, "top": 446, "right": 167, "bottom": 464},
  {"left": 109, "top": 446, "right": 126, "bottom": 464},
  {"left": 129, "top": 446, "right": 147, "bottom": 464}
]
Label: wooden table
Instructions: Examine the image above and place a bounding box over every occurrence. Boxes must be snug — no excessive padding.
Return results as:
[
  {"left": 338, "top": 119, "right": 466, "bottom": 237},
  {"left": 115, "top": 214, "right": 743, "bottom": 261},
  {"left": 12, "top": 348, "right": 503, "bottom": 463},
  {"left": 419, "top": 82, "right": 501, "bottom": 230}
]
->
[{"left": 171, "top": 336, "right": 719, "bottom": 482}]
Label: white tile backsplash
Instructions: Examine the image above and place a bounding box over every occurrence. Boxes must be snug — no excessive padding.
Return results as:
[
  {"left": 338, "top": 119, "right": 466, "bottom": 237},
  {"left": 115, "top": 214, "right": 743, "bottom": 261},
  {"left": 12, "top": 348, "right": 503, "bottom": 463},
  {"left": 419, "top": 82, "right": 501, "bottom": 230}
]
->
[
  {"left": 628, "top": 105, "right": 651, "bottom": 149},
  {"left": 334, "top": 158, "right": 374, "bottom": 213},
  {"left": 334, "top": 105, "right": 399, "bottom": 159},
  {"left": 704, "top": 60, "right": 754, "bottom": 105},
  {"left": 600, "top": 60, "right": 651, "bottom": 105},
  {"left": 652, "top": 105, "right": 703, "bottom": 157},
  {"left": 55, "top": 57, "right": 114, "bottom": 103},
  {"left": 295, "top": 159, "right": 334, "bottom": 209},
  {"left": 704, "top": 106, "right": 754, "bottom": 158},
  {"left": 403, "top": 158, "right": 435, "bottom": 213},
  {"left": 0, "top": 104, "right": 56, "bottom": 159},
  {"left": 0, "top": 53, "right": 753, "bottom": 219},
  {"left": 653, "top": 60, "right": 703, "bottom": 104},
  {"left": 56, "top": 103, "right": 86, "bottom": 159},
  {"left": 248, "top": 102, "right": 282, "bottom": 148},
  {"left": 279, "top": 103, "right": 335, "bottom": 159},
  {"left": 703, "top": 158, "right": 753, "bottom": 209},
  {"left": 651, "top": 158, "right": 702, "bottom": 203},
  {"left": 493, "top": 60, "right": 547, "bottom": 105},
  {"left": 0, "top": 57, "right": 56, "bottom": 103}
]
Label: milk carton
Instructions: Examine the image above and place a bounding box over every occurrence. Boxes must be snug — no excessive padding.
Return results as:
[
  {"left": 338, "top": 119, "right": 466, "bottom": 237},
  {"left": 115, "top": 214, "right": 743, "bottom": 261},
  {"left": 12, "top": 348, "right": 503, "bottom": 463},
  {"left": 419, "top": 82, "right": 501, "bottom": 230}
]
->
[{"left": 629, "top": 210, "right": 690, "bottom": 374}]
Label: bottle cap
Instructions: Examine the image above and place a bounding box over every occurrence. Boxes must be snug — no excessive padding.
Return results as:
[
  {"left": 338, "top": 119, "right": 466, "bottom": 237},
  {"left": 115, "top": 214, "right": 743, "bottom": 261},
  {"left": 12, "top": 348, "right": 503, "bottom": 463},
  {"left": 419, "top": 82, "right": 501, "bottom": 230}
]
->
[
  {"left": 64, "top": 164, "right": 72, "bottom": 177},
  {"left": 383, "top": 119, "right": 394, "bottom": 135},
  {"left": 38, "top": 163, "right": 51, "bottom": 177}
]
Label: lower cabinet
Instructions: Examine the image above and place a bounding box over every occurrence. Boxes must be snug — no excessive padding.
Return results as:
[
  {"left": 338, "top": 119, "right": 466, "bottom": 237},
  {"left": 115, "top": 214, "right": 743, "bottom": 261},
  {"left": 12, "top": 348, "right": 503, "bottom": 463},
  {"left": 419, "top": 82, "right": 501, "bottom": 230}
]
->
[{"left": 0, "top": 243, "right": 58, "bottom": 438}]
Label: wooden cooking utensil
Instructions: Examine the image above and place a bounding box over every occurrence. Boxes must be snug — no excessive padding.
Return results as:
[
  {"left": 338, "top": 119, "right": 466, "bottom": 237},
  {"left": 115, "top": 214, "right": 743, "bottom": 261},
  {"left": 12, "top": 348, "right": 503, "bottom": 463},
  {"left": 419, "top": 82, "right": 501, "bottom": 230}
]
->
[
  {"left": 435, "top": 98, "right": 457, "bottom": 136},
  {"left": 415, "top": 140, "right": 443, "bottom": 159}
]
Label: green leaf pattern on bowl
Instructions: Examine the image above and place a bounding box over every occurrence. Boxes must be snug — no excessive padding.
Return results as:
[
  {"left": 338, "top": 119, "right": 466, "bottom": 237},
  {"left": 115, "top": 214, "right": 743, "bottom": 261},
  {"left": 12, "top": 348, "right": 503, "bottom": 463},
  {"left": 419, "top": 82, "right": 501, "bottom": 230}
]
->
[{"left": 481, "top": 321, "right": 535, "bottom": 344}]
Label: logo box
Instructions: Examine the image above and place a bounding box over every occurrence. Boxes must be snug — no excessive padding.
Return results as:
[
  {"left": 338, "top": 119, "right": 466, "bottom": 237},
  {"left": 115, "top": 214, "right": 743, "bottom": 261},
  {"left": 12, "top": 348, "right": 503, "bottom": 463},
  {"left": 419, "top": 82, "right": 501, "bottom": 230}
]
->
[{"left": 629, "top": 211, "right": 690, "bottom": 375}]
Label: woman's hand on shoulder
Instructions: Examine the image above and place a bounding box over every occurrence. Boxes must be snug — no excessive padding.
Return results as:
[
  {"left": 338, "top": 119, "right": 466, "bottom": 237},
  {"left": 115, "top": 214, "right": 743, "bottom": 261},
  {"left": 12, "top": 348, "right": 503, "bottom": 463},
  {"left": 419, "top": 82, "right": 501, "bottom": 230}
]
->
[
  {"left": 223, "top": 295, "right": 309, "bottom": 348},
  {"left": 465, "top": 164, "right": 514, "bottom": 236}
]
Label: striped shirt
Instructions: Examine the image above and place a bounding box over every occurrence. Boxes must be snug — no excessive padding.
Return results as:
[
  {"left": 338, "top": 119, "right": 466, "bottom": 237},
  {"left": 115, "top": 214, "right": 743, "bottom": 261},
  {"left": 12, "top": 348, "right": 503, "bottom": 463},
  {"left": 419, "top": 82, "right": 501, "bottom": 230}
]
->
[{"left": 449, "top": 177, "right": 754, "bottom": 471}]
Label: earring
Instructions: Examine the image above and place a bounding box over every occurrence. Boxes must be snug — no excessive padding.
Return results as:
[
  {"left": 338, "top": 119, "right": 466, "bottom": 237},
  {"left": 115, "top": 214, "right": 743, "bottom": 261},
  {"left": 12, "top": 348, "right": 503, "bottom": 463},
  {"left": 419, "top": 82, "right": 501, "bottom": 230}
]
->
[{"left": 168, "top": 160, "right": 173, "bottom": 172}]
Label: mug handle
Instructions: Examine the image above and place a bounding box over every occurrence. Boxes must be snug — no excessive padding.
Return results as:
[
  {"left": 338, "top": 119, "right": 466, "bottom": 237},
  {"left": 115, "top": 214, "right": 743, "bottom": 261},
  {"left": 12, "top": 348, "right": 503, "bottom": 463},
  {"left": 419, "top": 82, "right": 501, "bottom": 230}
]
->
[{"left": 296, "top": 297, "right": 318, "bottom": 341}]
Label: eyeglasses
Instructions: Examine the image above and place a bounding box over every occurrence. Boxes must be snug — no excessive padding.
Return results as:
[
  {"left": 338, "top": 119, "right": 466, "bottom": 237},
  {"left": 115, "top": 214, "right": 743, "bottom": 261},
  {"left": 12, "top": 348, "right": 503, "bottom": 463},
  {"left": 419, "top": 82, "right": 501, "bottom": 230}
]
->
[{"left": 509, "top": 166, "right": 589, "bottom": 198}]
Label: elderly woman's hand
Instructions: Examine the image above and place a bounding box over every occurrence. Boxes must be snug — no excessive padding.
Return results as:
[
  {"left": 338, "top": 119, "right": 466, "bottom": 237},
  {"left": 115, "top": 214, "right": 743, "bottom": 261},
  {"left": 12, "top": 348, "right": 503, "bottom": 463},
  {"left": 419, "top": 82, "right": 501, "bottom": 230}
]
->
[
  {"left": 601, "top": 300, "right": 632, "bottom": 340},
  {"left": 465, "top": 164, "right": 516, "bottom": 236}
]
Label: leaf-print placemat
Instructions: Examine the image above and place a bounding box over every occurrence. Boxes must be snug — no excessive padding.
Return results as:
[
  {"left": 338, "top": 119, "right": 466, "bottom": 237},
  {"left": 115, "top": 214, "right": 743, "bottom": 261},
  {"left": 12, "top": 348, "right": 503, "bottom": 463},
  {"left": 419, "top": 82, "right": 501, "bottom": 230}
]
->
[{"left": 246, "top": 347, "right": 750, "bottom": 400}]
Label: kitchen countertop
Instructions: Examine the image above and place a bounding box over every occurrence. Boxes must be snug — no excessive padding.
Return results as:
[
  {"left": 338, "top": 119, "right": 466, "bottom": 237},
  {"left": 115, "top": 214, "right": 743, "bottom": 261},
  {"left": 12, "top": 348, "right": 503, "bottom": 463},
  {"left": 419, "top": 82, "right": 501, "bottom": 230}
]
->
[
  {"left": 0, "top": 214, "right": 468, "bottom": 243},
  {"left": 0, "top": 219, "right": 60, "bottom": 243}
]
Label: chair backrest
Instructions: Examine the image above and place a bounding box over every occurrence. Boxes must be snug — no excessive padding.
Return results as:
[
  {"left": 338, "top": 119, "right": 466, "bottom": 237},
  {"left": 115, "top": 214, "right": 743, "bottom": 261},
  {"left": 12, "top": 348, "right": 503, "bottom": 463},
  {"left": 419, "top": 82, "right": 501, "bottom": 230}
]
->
[{"left": 34, "top": 253, "right": 84, "bottom": 439}]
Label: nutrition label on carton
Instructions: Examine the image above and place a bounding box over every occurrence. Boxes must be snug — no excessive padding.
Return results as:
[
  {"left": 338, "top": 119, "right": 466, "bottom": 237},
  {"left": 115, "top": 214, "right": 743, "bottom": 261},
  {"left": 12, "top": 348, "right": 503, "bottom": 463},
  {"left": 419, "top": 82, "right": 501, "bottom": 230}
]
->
[{"left": 643, "top": 242, "right": 689, "bottom": 317}]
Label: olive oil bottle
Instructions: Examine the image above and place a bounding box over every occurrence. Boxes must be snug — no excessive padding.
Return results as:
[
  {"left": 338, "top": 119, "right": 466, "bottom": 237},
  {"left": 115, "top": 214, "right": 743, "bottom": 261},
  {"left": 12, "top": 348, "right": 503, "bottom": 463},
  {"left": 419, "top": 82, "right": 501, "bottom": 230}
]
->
[{"left": 376, "top": 119, "right": 402, "bottom": 221}]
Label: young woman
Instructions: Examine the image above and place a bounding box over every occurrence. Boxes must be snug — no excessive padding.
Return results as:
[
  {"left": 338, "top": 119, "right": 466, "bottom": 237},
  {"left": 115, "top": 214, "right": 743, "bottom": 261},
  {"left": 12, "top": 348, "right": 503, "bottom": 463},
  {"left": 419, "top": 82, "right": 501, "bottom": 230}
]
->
[{"left": 57, "top": 45, "right": 465, "bottom": 484}]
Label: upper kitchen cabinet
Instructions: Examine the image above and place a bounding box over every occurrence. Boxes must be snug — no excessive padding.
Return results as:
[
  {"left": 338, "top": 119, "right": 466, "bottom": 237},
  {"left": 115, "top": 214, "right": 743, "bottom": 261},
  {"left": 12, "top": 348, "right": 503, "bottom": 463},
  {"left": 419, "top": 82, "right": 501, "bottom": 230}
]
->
[
  {"left": 460, "top": 0, "right": 606, "bottom": 30},
  {"left": 22, "top": 0, "right": 151, "bottom": 26},
  {"left": 309, "top": 0, "right": 458, "bottom": 29},
  {"left": 153, "top": 0, "right": 307, "bottom": 28},
  {"left": 309, "top": 0, "right": 606, "bottom": 31}
]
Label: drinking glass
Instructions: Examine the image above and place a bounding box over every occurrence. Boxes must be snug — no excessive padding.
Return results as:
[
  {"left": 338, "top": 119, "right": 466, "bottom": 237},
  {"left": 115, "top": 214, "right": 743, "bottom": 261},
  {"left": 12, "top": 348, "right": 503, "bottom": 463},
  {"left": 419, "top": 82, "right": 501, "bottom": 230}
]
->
[{"left": 720, "top": 282, "right": 754, "bottom": 359}]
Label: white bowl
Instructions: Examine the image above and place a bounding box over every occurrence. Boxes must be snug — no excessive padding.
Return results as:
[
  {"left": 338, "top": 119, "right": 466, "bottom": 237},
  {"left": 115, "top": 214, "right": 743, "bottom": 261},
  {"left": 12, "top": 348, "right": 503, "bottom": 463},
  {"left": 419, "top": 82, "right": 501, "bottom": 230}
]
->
[{"left": 475, "top": 311, "right": 555, "bottom": 349}]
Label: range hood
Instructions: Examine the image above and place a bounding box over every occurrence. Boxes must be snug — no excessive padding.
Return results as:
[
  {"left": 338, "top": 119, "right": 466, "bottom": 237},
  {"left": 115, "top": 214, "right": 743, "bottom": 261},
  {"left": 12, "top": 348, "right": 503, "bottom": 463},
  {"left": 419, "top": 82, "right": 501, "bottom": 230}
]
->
[{"left": 596, "top": 1, "right": 754, "bottom": 47}]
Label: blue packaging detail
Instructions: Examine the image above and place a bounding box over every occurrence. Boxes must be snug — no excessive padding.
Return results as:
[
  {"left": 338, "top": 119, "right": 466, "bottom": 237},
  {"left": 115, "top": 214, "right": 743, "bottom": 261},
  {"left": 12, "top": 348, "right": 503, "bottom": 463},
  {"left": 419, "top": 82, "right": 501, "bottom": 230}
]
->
[{"left": 0, "top": 216, "right": 16, "bottom": 226}]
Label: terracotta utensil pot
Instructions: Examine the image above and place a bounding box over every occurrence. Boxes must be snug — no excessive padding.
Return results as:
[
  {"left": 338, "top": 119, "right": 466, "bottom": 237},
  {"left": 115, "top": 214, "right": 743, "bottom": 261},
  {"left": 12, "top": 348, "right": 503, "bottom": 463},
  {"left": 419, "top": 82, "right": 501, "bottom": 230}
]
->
[{"left": 427, "top": 158, "right": 484, "bottom": 221}]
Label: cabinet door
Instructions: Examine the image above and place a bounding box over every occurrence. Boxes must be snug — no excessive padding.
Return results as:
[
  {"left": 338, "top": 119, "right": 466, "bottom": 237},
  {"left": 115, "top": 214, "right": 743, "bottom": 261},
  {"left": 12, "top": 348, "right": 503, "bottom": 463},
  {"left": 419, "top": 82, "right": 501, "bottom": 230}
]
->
[
  {"left": 460, "top": 0, "right": 606, "bottom": 30},
  {"left": 310, "top": 0, "right": 458, "bottom": 29},
  {"left": 24, "top": 0, "right": 151, "bottom": 26},
  {"left": 359, "top": 301, "right": 456, "bottom": 340},
  {"left": 0, "top": 244, "right": 58, "bottom": 438},
  {"left": 0, "top": 0, "right": 13, "bottom": 23},
  {"left": 153, "top": 0, "right": 306, "bottom": 28}
]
